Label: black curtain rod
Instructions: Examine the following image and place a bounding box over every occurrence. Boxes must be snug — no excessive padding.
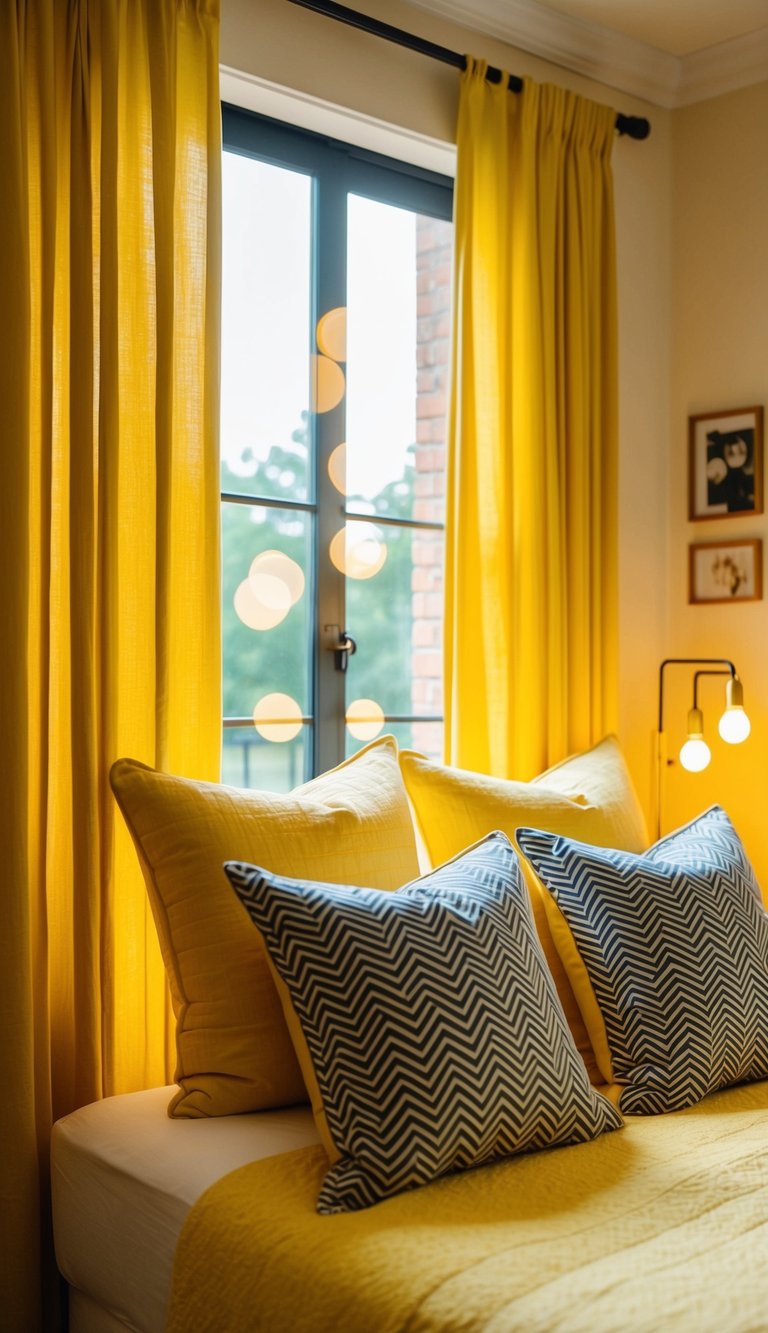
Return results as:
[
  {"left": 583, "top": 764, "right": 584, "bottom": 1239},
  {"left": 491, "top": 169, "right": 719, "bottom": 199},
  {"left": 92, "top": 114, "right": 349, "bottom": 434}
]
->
[{"left": 287, "top": 0, "right": 651, "bottom": 140}]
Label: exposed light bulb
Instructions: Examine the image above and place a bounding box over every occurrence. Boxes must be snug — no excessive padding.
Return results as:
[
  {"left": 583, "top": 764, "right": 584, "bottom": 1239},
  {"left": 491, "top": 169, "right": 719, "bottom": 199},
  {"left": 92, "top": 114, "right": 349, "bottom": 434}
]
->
[
  {"left": 679, "top": 737, "right": 711, "bottom": 772},
  {"left": 718, "top": 707, "right": 751, "bottom": 744},
  {"left": 679, "top": 705, "right": 710, "bottom": 772},
  {"left": 718, "top": 676, "right": 751, "bottom": 744}
]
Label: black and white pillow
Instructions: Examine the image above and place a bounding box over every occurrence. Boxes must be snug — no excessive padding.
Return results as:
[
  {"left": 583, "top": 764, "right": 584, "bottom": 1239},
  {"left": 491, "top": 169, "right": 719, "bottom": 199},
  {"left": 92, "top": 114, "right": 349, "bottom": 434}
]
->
[
  {"left": 517, "top": 806, "right": 768, "bottom": 1115},
  {"left": 225, "top": 832, "right": 622, "bottom": 1214}
]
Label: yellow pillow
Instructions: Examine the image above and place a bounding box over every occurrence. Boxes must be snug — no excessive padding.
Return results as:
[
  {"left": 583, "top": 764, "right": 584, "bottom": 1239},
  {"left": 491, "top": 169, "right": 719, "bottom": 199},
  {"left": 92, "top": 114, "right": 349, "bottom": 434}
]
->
[
  {"left": 110, "top": 735, "right": 420, "bottom": 1118},
  {"left": 399, "top": 736, "right": 649, "bottom": 1085}
]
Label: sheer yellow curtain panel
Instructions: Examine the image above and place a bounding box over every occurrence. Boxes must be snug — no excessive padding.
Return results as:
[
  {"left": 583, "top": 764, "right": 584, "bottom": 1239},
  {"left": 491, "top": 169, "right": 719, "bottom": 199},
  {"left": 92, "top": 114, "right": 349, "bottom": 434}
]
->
[
  {"left": 445, "top": 62, "right": 618, "bottom": 780},
  {"left": 0, "top": 3, "right": 221, "bottom": 1328}
]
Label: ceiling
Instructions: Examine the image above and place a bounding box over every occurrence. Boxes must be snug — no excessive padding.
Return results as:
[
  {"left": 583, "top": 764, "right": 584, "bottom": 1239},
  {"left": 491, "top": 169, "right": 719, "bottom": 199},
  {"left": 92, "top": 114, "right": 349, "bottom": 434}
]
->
[
  {"left": 408, "top": 0, "right": 768, "bottom": 106},
  {"left": 533, "top": 0, "right": 768, "bottom": 58}
]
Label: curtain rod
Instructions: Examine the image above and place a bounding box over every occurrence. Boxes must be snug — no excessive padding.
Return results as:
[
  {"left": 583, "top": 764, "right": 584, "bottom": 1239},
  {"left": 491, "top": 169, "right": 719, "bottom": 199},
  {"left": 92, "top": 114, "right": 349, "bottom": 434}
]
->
[{"left": 286, "top": 0, "right": 651, "bottom": 140}]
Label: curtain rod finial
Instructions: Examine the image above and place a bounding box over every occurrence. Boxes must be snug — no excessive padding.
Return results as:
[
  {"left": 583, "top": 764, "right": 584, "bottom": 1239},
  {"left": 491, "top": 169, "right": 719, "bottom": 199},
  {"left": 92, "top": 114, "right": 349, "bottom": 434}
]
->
[{"left": 616, "top": 114, "right": 651, "bottom": 140}]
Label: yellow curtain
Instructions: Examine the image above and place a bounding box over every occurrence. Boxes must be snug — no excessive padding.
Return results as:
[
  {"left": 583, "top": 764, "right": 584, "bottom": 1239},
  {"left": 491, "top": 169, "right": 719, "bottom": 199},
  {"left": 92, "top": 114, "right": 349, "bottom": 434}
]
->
[
  {"left": 445, "top": 62, "right": 618, "bottom": 779},
  {"left": 0, "top": 3, "right": 221, "bottom": 1328}
]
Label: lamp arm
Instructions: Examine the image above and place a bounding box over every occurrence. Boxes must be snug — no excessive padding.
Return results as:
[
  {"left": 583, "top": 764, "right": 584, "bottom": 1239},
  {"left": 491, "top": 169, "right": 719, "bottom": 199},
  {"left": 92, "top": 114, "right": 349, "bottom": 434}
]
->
[
  {"left": 656, "top": 657, "right": 743, "bottom": 844},
  {"left": 658, "top": 658, "right": 736, "bottom": 733},
  {"left": 693, "top": 669, "right": 732, "bottom": 710}
]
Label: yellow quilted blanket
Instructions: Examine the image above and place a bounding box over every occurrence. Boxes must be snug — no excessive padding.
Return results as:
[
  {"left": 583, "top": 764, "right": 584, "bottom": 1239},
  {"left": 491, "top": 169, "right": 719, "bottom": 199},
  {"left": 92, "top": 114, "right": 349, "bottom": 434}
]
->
[{"left": 166, "top": 1081, "right": 768, "bottom": 1332}]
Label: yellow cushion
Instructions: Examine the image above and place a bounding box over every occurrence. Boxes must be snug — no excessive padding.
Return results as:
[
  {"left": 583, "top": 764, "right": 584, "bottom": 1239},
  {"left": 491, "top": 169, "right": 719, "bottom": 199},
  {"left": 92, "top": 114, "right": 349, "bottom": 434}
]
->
[
  {"left": 110, "top": 735, "right": 420, "bottom": 1117},
  {"left": 399, "top": 736, "right": 649, "bottom": 1084}
]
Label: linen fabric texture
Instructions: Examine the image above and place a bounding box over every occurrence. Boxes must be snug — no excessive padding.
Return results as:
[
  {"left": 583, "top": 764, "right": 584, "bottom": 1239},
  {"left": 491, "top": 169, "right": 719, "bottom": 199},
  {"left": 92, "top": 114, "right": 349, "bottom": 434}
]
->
[
  {"left": 1, "top": 1, "right": 222, "bottom": 1323},
  {"left": 225, "top": 832, "right": 623, "bottom": 1214},
  {"left": 401, "top": 735, "right": 648, "bottom": 1083},
  {"left": 166, "top": 1081, "right": 768, "bottom": 1333},
  {"left": 445, "top": 64, "right": 619, "bottom": 780},
  {"left": 517, "top": 806, "right": 768, "bottom": 1114},
  {"left": 110, "top": 736, "right": 420, "bottom": 1117}
]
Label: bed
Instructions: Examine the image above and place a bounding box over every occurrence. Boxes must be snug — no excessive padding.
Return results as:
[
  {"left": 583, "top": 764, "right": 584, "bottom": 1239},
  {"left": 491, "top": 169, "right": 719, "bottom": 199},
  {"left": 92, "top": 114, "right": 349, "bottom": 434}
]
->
[
  {"left": 52, "top": 1078, "right": 768, "bottom": 1332},
  {"left": 52, "top": 735, "right": 768, "bottom": 1330}
]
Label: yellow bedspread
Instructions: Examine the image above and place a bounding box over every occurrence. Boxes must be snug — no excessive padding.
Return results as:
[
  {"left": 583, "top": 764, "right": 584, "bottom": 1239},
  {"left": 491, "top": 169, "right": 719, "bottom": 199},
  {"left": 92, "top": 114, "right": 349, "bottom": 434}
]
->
[{"left": 167, "top": 1081, "right": 768, "bottom": 1332}]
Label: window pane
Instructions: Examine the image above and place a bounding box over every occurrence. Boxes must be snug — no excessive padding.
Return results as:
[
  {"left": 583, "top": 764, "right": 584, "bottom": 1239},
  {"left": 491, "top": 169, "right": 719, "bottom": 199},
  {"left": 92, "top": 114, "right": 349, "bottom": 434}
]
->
[
  {"left": 221, "top": 111, "right": 452, "bottom": 786},
  {"left": 222, "top": 725, "right": 308, "bottom": 793},
  {"left": 222, "top": 500, "right": 312, "bottom": 721},
  {"left": 345, "top": 195, "right": 451, "bottom": 525},
  {"left": 343, "top": 520, "right": 444, "bottom": 721},
  {"left": 221, "top": 151, "right": 311, "bottom": 502}
]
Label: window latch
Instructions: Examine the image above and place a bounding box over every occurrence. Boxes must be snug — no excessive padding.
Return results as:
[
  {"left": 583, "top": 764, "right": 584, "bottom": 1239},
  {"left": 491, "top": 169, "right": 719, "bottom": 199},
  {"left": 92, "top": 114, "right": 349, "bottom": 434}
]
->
[{"left": 325, "top": 625, "right": 357, "bottom": 673}]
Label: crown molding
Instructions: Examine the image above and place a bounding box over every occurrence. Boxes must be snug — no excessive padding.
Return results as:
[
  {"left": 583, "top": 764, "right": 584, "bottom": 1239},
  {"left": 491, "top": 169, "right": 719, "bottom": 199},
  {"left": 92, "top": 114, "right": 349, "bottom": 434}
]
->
[
  {"left": 406, "top": 0, "right": 679, "bottom": 106},
  {"left": 676, "top": 26, "right": 768, "bottom": 107},
  {"left": 406, "top": 0, "right": 768, "bottom": 108}
]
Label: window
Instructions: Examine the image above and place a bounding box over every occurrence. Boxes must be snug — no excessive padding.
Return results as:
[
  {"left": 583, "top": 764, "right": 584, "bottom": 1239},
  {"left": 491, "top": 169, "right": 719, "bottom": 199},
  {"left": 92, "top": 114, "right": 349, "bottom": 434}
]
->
[{"left": 221, "top": 107, "right": 453, "bottom": 791}]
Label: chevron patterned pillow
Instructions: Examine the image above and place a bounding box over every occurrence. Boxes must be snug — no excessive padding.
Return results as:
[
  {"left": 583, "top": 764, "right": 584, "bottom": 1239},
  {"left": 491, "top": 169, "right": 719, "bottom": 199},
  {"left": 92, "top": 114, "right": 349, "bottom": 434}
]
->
[
  {"left": 225, "top": 832, "right": 622, "bottom": 1214},
  {"left": 517, "top": 806, "right": 768, "bottom": 1115}
]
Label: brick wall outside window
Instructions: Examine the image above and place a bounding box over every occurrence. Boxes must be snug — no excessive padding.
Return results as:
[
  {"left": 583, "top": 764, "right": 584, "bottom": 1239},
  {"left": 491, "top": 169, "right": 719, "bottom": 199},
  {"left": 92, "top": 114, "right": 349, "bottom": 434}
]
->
[{"left": 412, "top": 215, "right": 452, "bottom": 757}]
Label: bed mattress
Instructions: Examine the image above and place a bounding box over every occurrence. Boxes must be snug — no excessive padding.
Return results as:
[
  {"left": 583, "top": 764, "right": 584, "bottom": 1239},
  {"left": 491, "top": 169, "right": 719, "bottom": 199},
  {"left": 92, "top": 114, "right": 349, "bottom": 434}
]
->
[
  {"left": 51, "top": 1086, "right": 318, "bottom": 1333},
  {"left": 54, "top": 1080, "right": 768, "bottom": 1333}
]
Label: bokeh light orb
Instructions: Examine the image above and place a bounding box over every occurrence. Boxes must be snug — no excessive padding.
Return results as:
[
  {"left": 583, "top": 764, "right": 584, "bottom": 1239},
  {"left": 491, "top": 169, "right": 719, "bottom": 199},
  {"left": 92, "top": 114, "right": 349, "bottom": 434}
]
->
[
  {"left": 328, "top": 443, "right": 347, "bottom": 496},
  {"left": 311, "top": 354, "right": 345, "bottom": 414},
  {"left": 329, "top": 522, "right": 387, "bottom": 580},
  {"left": 346, "top": 698, "right": 385, "bottom": 742},
  {"left": 316, "top": 307, "right": 347, "bottom": 362},
  {"left": 252, "top": 693, "right": 303, "bottom": 743},
  {"left": 234, "top": 577, "right": 290, "bottom": 631},
  {"left": 249, "top": 550, "right": 305, "bottom": 607}
]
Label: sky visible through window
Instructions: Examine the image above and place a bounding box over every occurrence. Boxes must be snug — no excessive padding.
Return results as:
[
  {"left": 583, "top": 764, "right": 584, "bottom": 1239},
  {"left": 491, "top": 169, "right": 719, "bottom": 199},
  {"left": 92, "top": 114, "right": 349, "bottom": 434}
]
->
[{"left": 221, "top": 151, "right": 418, "bottom": 499}]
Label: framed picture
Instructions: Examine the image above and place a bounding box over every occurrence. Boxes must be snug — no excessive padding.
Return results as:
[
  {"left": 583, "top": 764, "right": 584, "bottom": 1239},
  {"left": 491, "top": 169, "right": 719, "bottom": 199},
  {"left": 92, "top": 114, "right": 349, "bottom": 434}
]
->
[
  {"left": 689, "top": 538, "right": 762, "bottom": 604},
  {"left": 688, "top": 405, "right": 763, "bottom": 520}
]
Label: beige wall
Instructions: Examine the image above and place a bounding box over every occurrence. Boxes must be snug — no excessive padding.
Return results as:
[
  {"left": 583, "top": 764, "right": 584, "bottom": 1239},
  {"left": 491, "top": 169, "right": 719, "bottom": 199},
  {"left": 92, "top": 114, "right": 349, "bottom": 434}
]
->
[
  {"left": 220, "top": 0, "right": 672, "bottom": 815},
  {"left": 668, "top": 81, "right": 768, "bottom": 886}
]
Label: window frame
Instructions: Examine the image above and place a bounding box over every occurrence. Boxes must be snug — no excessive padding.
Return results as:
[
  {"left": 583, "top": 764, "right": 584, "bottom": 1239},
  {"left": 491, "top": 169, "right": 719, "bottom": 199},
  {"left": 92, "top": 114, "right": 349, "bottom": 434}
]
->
[{"left": 221, "top": 104, "right": 453, "bottom": 780}]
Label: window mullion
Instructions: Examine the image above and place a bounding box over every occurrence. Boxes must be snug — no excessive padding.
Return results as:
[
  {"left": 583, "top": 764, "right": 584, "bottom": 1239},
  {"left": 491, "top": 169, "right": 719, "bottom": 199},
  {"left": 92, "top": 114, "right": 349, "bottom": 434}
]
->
[{"left": 312, "top": 158, "right": 349, "bottom": 777}]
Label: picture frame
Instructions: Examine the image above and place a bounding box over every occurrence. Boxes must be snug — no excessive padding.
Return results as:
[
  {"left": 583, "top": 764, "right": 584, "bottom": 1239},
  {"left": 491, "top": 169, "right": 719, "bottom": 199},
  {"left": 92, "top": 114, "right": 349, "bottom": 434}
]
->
[
  {"left": 689, "top": 538, "right": 763, "bottom": 605},
  {"left": 688, "top": 405, "right": 763, "bottom": 521}
]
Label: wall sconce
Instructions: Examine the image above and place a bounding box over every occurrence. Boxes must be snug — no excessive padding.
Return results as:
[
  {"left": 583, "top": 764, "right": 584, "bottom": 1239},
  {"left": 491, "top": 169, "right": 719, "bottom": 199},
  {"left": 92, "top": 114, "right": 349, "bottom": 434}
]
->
[{"left": 656, "top": 657, "right": 750, "bottom": 838}]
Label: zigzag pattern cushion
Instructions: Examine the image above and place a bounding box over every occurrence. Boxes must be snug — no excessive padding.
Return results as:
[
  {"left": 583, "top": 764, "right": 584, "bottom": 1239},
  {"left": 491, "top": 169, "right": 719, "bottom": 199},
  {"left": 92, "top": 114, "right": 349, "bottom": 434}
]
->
[
  {"left": 225, "top": 832, "right": 622, "bottom": 1214},
  {"left": 517, "top": 806, "right": 768, "bottom": 1115}
]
